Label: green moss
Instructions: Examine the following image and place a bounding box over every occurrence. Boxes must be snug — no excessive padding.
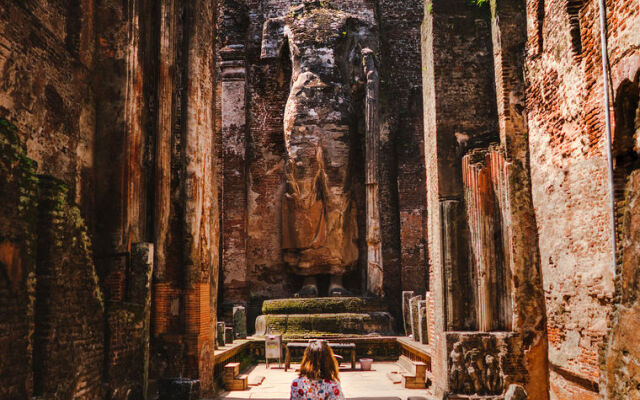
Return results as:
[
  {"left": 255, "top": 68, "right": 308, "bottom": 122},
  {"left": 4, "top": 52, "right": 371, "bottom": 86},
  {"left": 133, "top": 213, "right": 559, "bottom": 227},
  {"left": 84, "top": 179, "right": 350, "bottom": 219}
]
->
[
  {"left": 108, "top": 302, "right": 146, "bottom": 322},
  {"left": 262, "top": 297, "right": 386, "bottom": 314}
]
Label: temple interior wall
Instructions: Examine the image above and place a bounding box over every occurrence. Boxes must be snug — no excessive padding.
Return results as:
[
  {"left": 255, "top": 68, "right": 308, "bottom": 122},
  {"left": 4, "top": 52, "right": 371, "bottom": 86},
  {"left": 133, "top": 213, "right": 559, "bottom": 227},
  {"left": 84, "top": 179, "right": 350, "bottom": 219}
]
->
[{"left": 0, "top": 0, "right": 639, "bottom": 398}]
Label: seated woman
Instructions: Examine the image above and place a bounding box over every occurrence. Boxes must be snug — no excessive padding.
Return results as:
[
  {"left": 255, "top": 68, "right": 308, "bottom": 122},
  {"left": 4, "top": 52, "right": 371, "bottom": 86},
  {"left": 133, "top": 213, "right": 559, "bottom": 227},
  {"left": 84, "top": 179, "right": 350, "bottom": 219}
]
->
[{"left": 290, "top": 340, "right": 345, "bottom": 400}]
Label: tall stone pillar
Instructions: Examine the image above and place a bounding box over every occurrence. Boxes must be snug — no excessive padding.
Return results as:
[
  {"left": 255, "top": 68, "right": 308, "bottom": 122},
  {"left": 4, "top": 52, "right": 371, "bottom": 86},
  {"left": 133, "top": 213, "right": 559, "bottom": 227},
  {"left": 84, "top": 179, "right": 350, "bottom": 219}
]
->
[
  {"left": 221, "top": 44, "right": 248, "bottom": 304},
  {"left": 182, "top": 0, "right": 217, "bottom": 395},
  {"left": 94, "top": 0, "right": 150, "bottom": 302},
  {"left": 154, "top": 0, "right": 176, "bottom": 283},
  {"left": 364, "top": 49, "right": 383, "bottom": 297}
]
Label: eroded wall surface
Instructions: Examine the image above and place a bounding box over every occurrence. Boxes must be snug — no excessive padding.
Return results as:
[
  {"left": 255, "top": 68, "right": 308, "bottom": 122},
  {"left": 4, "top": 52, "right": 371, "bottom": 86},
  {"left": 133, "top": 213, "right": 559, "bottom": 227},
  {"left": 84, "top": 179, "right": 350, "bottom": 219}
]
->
[{"left": 525, "top": 0, "right": 640, "bottom": 398}]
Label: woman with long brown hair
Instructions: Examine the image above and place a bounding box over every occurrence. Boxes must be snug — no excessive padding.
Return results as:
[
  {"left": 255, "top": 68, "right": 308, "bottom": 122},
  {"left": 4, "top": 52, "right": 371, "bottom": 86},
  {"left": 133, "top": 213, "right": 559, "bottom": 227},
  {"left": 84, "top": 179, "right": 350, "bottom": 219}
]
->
[{"left": 290, "top": 340, "right": 345, "bottom": 400}]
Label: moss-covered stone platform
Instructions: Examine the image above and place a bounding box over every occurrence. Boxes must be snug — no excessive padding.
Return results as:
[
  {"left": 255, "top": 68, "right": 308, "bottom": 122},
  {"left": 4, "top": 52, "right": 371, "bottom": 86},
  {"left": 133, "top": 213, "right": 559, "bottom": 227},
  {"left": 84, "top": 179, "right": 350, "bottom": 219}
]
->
[{"left": 255, "top": 297, "right": 395, "bottom": 338}]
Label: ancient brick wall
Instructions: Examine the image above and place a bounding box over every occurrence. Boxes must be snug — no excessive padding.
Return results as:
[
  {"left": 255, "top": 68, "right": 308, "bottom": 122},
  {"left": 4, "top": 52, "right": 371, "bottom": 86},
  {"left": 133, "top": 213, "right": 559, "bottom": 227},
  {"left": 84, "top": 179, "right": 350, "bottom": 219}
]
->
[
  {"left": 34, "top": 177, "right": 105, "bottom": 399},
  {"left": 106, "top": 304, "right": 147, "bottom": 399},
  {"left": 525, "top": 0, "right": 640, "bottom": 398},
  {"left": 602, "top": 1, "right": 640, "bottom": 398},
  {"left": 379, "top": 0, "right": 428, "bottom": 320},
  {"left": 1, "top": 0, "right": 221, "bottom": 396},
  {"left": 0, "top": 1, "right": 95, "bottom": 212},
  {"left": 1, "top": 122, "right": 106, "bottom": 399},
  {"left": 0, "top": 1, "right": 101, "bottom": 395},
  {"left": 0, "top": 120, "right": 39, "bottom": 399}
]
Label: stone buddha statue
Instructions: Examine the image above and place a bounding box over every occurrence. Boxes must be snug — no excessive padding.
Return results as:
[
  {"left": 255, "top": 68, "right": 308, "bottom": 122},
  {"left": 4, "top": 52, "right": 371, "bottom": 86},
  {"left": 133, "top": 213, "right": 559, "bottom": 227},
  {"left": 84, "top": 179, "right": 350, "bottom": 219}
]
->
[{"left": 261, "top": 1, "right": 379, "bottom": 297}]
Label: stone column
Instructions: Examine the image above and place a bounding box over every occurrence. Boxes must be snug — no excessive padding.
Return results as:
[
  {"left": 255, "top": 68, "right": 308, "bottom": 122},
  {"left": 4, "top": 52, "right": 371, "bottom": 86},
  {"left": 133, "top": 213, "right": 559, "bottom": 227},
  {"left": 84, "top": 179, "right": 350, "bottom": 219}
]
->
[
  {"left": 220, "top": 44, "right": 248, "bottom": 304},
  {"left": 93, "top": 0, "right": 149, "bottom": 302},
  {"left": 462, "top": 150, "right": 512, "bottom": 332},
  {"left": 123, "top": 0, "right": 147, "bottom": 250},
  {"left": 364, "top": 49, "right": 383, "bottom": 297}
]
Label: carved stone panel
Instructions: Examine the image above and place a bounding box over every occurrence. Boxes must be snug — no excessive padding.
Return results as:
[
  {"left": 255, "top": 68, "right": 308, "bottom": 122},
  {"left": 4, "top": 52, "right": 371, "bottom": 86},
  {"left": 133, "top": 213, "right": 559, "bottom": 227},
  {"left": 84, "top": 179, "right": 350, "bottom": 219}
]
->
[{"left": 446, "top": 332, "right": 524, "bottom": 397}]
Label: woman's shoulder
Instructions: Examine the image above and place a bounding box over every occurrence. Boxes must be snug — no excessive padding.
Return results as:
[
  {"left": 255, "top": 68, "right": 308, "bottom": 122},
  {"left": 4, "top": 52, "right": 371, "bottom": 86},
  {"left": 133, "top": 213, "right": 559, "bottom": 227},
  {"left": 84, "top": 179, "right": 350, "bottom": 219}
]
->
[{"left": 291, "top": 376, "right": 309, "bottom": 386}]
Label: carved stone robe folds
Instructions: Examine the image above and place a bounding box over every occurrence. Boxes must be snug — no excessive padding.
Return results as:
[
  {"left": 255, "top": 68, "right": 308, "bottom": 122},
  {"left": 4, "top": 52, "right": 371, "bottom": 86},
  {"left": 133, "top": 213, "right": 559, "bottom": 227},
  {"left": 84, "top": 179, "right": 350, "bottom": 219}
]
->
[{"left": 261, "top": 3, "right": 378, "bottom": 276}]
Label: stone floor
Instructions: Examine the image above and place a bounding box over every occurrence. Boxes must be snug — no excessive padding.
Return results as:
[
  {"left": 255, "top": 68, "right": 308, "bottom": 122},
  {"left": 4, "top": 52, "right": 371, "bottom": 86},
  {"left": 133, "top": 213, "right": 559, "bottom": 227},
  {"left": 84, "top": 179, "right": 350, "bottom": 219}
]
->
[{"left": 215, "top": 362, "right": 433, "bottom": 400}]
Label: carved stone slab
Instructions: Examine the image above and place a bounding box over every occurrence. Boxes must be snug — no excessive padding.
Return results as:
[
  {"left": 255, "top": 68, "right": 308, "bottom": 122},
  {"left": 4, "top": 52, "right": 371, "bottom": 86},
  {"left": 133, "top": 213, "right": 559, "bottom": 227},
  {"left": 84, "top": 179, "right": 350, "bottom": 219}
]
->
[
  {"left": 409, "top": 295, "right": 423, "bottom": 341},
  {"left": 418, "top": 300, "right": 428, "bottom": 344},
  {"left": 402, "top": 291, "right": 414, "bottom": 336},
  {"left": 233, "top": 306, "right": 247, "bottom": 339}
]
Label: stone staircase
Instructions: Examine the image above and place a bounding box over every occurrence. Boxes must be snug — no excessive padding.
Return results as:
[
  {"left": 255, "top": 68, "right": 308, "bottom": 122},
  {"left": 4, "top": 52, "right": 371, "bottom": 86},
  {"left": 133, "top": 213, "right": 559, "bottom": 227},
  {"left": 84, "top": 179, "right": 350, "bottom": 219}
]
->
[
  {"left": 397, "top": 355, "right": 427, "bottom": 389},
  {"left": 255, "top": 297, "right": 395, "bottom": 338}
]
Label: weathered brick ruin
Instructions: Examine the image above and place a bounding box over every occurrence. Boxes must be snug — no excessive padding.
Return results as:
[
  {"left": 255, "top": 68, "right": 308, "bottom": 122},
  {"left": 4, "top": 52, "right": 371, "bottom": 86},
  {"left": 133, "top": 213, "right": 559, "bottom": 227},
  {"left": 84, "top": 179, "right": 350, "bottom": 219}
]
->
[{"left": 0, "top": 0, "right": 639, "bottom": 399}]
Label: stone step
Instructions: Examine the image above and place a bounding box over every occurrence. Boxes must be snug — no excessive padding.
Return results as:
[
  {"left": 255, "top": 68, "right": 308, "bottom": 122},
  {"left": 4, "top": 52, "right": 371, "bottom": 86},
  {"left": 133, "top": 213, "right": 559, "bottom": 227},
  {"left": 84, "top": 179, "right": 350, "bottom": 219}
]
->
[
  {"left": 261, "top": 297, "right": 388, "bottom": 315},
  {"left": 255, "top": 312, "right": 394, "bottom": 337}
]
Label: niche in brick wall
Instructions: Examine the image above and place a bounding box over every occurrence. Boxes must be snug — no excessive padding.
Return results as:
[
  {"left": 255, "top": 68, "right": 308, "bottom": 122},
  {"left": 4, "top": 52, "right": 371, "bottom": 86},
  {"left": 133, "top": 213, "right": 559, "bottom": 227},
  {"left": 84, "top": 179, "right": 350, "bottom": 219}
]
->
[
  {"left": 567, "top": 0, "right": 584, "bottom": 59},
  {"left": 613, "top": 72, "right": 640, "bottom": 305}
]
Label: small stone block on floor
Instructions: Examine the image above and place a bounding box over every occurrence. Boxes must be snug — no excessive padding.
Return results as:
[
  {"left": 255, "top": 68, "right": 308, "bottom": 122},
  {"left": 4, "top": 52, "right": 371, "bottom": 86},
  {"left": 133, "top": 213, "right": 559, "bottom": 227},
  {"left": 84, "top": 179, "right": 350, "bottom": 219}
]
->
[
  {"left": 248, "top": 375, "right": 265, "bottom": 386},
  {"left": 224, "top": 362, "right": 240, "bottom": 378}
]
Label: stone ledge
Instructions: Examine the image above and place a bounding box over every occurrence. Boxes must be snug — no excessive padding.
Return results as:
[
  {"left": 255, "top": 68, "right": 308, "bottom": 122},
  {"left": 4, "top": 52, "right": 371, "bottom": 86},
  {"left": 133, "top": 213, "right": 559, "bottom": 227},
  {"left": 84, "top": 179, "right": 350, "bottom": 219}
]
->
[{"left": 255, "top": 312, "right": 394, "bottom": 337}]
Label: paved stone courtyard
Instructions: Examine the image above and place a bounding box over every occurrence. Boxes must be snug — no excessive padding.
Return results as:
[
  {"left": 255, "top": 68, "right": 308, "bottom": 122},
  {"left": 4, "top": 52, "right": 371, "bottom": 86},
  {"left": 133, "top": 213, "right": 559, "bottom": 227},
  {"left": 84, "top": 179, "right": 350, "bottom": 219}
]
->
[{"left": 215, "top": 362, "right": 432, "bottom": 400}]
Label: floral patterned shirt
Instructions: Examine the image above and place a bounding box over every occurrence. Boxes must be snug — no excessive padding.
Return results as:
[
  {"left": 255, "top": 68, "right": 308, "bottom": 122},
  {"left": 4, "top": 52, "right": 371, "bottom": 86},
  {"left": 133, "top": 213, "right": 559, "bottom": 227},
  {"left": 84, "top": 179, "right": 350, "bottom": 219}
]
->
[{"left": 290, "top": 376, "right": 345, "bottom": 400}]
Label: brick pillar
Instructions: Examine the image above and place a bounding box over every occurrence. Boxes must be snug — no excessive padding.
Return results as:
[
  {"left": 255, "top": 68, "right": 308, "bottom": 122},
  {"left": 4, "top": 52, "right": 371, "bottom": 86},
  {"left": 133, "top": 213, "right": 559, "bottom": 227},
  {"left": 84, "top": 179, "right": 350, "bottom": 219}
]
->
[
  {"left": 490, "top": 1, "right": 549, "bottom": 397},
  {"left": 221, "top": 44, "right": 248, "bottom": 304},
  {"left": 421, "top": 0, "right": 500, "bottom": 396}
]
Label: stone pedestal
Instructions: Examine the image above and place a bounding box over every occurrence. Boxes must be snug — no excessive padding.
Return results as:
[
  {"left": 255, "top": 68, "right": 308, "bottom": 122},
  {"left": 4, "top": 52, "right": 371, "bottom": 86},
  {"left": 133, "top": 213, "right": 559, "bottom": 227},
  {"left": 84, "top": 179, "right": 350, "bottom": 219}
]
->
[{"left": 255, "top": 297, "right": 394, "bottom": 338}]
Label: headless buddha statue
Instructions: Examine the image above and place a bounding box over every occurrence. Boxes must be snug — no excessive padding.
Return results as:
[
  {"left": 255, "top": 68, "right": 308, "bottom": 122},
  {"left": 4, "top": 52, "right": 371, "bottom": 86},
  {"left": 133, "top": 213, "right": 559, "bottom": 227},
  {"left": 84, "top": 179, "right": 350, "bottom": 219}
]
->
[{"left": 261, "top": 1, "right": 378, "bottom": 297}]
